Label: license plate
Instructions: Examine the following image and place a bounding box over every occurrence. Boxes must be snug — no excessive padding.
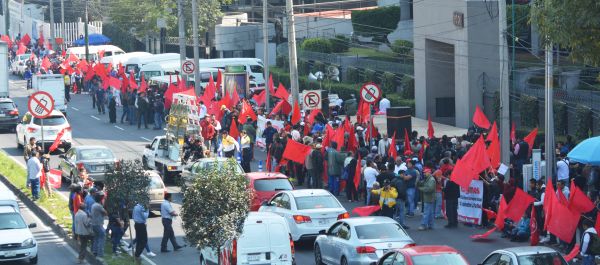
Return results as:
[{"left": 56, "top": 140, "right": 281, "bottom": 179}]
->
[
  {"left": 4, "top": 251, "right": 16, "bottom": 257},
  {"left": 46, "top": 130, "right": 57, "bottom": 134},
  {"left": 247, "top": 254, "right": 260, "bottom": 261},
  {"left": 318, "top": 219, "right": 330, "bottom": 225},
  {"left": 95, "top": 166, "right": 105, "bottom": 171}
]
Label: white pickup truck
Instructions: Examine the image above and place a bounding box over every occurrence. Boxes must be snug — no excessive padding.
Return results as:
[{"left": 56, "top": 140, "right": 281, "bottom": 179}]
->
[{"left": 142, "top": 135, "right": 183, "bottom": 181}]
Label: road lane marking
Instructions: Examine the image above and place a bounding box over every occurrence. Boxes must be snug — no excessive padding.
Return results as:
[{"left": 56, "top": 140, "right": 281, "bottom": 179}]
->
[
  {"left": 114, "top": 126, "right": 124, "bottom": 131},
  {"left": 71, "top": 107, "right": 79, "bottom": 111},
  {"left": 90, "top": 115, "right": 100, "bottom": 121},
  {"left": 140, "top": 137, "right": 151, "bottom": 141}
]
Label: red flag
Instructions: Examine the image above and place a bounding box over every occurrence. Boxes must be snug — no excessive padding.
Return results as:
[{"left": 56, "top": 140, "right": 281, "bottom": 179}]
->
[
  {"left": 84, "top": 69, "right": 95, "bottom": 81},
  {"left": 20, "top": 33, "right": 31, "bottom": 46},
  {"left": 231, "top": 87, "right": 240, "bottom": 105},
  {"left": 306, "top": 109, "right": 321, "bottom": 125},
  {"left": 564, "top": 244, "right": 580, "bottom": 262},
  {"left": 216, "top": 70, "right": 223, "bottom": 91},
  {"left": 495, "top": 196, "right": 508, "bottom": 230},
  {"left": 229, "top": 118, "right": 240, "bottom": 139},
  {"left": 98, "top": 50, "right": 105, "bottom": 59},
  {"left": 357, "top": 100, "right": 370, "bottom": 124},
  {"left": 77, "top": 60, "right": 89, "bottom": 72},
  {"left": 427, "top": 114, "right": 434, "bottom": 139},
  {"left": 16, "top": 43, "right": 26, "bottom": 55},
  {"left": 487, "top": 135, "right": 501, "bottom": 168},
  {"left": 270, "top": 100, "right": 292, "bottom": 116},
  {"left": 66, "top": 53, "right": 79, "bottom": 64},
  {"left": 72, "top": 82, "right": 78, "bottom": 94},
  {"left": 543, "top": 178, "right": 555, "bottom": 230},
  {"left": 523, "top": 127, "right": 538, "bottom": 151},
  {"left": 568, "top": 180, "right": 595, "bottom": 214},
  {"left": 347, "top": 124, "right": 358, "bottom": 153},
  {"left": 266, "top": 150, "right": 272, "bottom": 172},
  {"left": 48, "top": 128, "right": 67, "bottom": 153},
  {"left": 274, "top": 83, "right": 290, "bottom": 100},
  {"left": 252, "top": 90, "right": 266, "bottom": 106},
  {"left": 511, "top": 121, "right": 516, "bottom": 144},
  {"left": 389, "top": 131, "right": 397, "bottom": 159},
  {"left": 138, "top": 74, "right": 148, "bottom": 93},
  {"left": 322, "top": 123, "right": 334, "bottom": 148},
  {"left": 108, "top": 76, "right": 121, "bottom": 89},
  {"left": 486, "top": 121, "right": 498, "bottom": 142},
  {"left": 128, "top": 71, "right": 139, "bottom": 90},
  {"left": 268, "top": 74, "right": 275, "bottom": 95},
  {"left": 238, "top": 100, "right": 257, "bottom": 124},
  {"left": 0, "top": 35, "right": 11, "bottom": 48},
  {"left": 352, "top": 205, "right": 381, "bottom": 217},
  {"left": 530, "top": 205, "right": 539, "bottom": 246},
  {"left": 354, "top": 155, "right": 362, "bottom": 190},
  {"left": 557, "top": 187, "right": 568, "bottom": 205},
  {"left": 504, "top": 188, "right": 535, "bottom": 222},
  {"left": 547, "top": 197, "right": 580, "bottom": 243},
  {"left": 164, "top": 81, "right": 178, "bottom": 109},
  {"left": 472, "top": 105, "right": 491, "bottom": 129},
  {"left": 403, "top": 128, "right": 411, "bottom": 155},
  {"left": 41, "top": 57, "right": 52, "bottom": 70},
  {"left": 482, "top": 208, "right": 497, "bottom": 220},
  {"left": 219, "top": 90, "right": 232, "bottom": 110},
  {"left": 291, "top": 100, "right": 301, "bottom": 125},
  {"left": 201, "top": 76, "right": 216, "bottom": 104},
  {"left": 333, "top": 126, "right": 345, "bottom": 151},
  {"left": 450, "top": 136, "right": 491, "bottom": 189},
  {"left": 470, "top": 227, "right": 497, "bottom": 240},
  {"left": 282, "top": 139, "right": 312, "bottom": 164}
]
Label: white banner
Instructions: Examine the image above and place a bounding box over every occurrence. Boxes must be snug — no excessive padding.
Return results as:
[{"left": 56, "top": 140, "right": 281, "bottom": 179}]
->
[
  {"left": 256, "top": 115, "right": 284, "bottom": 149},
  {"left": 457, "top": 180, "right": 483, "bottom": 225}
]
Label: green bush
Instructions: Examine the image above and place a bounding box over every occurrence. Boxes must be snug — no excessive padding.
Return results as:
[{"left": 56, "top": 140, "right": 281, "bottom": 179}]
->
[
  {"left": 313, "top": 61, "right": 326, "bottom": 73},
  {"left": 345, "top": 67, "right": 359, "bottom": 83},
  {"left": 401, "top": 75, "right": 415, "bottom": 99},
  {"left": 330, "top": 35, "right": 350, "bottom": 53},
  {"left": 364, "top": 69, "right": 378, "bottom": 84},
  {"left": 554, "top": 101, "right": 568, "bottom": 136},
  {"left": 351, "top": 6, "right": 400, "bottom": 37},
  {"left": 391, "top": 40, "right": 413, "bottom": 56},
  {"left": 298, "top": 60, "right": 310, "bottom": 76},
  {"left": 519, "top": 95, "right": 539, "bottom": 127},
  {"left": 300, "top": 38, "right": 333, "bottom": 53},
  {"left": 507, "top": 4, "right": 531, "bottom": 41},
  {"left": 575, "top": 105, "right": 593, "bottom": 141},
  {"left": 381, "top": 72, "right": 397, "bottom": 93},
  {"left": 388, "top": 94, "right": 415, "bottom": 115}
]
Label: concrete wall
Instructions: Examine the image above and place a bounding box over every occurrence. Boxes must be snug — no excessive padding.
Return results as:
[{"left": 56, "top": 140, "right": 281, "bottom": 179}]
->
[{"left": 285, "top": 16, "right": 353, "bottom": 39}]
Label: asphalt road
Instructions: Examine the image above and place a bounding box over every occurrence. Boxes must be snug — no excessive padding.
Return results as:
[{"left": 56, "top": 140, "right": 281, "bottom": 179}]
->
[{"left": 0, "top": 76, "right": 529, "bottom": 265}]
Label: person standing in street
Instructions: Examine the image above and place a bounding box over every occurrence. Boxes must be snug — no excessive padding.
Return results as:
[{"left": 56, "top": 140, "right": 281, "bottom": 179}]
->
[
  {"left": 73, "top": 203, "right": 93, "bottom": 264},
  {"left": 417, "top": 168, "right": 436, "bottom": 230},
  {"left": 201, "top": 116, "right": 216, "bottom": 151},
  {"left": 90, "top": 192, "right": 107, "bottom": 258},
  {"left": 153, "top": 94, "right": 164, "bottom": 130},
  {"left": 95, "top": 82, "right": 106, "bottom": 115},
  {"left": 262, "top": 121, "right": 277, "bottom": 152},
  {"left": 240, "top": 130, "right": 252, "bottom": 172},
  {"left": 326, "top": 142, "right": 346, "bottom": 196},
  {"left": 371, "top": 179, "right": 398, "bottom": 218},
  {"left": 136, "top": 92, "right": 149, "bottom": 129},
  {"left": 108, "top": 93, "right": 117, "bottom": 123},
  {"left": 310, "top": 144, "right": 324, "bottom": 189},
  {"left": 218, "top": 131, "right": 239, "bottom": 158},
  {"left": 26, "top": 151, "right": 42, "bottom": 201},
  {"left": 393, "top": 170, "right": 409, "bottom": 229},
  {"left": 160, "top": 193, "right": 184, "bottom": 252},
  {"left": 242, "top": 117, "right": 256, "bottom": 159},
  {"left": 133, "top": 202, "right": 149, "bottom": 264},
  {"left": 443, "top": 171, "right": 460, "bottom": 228},
  {"left": 580, "top": 219, "right": 598, "bottom": 265}
]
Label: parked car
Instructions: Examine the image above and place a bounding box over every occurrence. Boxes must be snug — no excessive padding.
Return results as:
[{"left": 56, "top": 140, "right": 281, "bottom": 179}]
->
[
  {"left": 479, "top": 246, "right": 567, "bottom": 265},
  {"left": 0, "top": 187, "right": 19, "bottom": 213},
  {"left": 0, "top": 205, "right": 37, "bottom": 264},
  {"left": 10, "top": 54, "right": 30, "bottom": 76},
  {"left": 0, "top": 98, "right": 19, "bottom": 132},
  {"left": 58, "top": 145, "right": 117, "bottom": 183},
  {"left": 146, "top": 170, "right": 166, "bottom": 211},
  {"left": 314, "top": 216, "right": 415, "bottom": 265},
  {"left": 200, "top": 212, "right": 295, "bottom": 265},
  {"left": 246, "top": 172, "right": 293, "bottom": 211},
  {"left": 378, "top": 245, "right": 469, "bottom": 265},
  {"left": 181, "top": 157, "right": 244, "bottom": 187},
  {"left": 16, "top": 110, "right": 72, "bottom": 151},
  {"left": 259, "top": 189, "right": 349, "bottom": 242}
]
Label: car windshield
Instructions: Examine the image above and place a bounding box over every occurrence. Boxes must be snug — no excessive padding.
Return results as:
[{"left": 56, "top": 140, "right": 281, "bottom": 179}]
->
[
  {"left": 254, "top": 179, "right": 292, "bottom": 191},
  {"left": 0, "top": 102, "right": 15, "bottom": 110},
  {"left": 143, "top": 71, "right": 162, "bottom": 79},
  {"left": 33, "top": 116, "right": 67, "bottom": 126},
  {"left": 78, "top": 149, "right": 114, "bottom": 160},
  {"left": 355, "top": 223, "right": 409, "bottom": 240},
  {"left": 250, "top": 64, "right": 263, "bottom": 73},
  {"left": 411, "top": 253, "right": 468, "bottom": 265},
  {"left": 295, "top": 195, "right": 340, "bottom": 210},
  {"left": 0, "top": 213, "right": 27, "bottom": 230},
  {"left": 149, "top": 175, "right": 164, "bottom": 189},
  {"left": 196, "top": 161, "right": 244, "bottom": 174},
  {"left": 517, "top": 252, "right": 568, "bottom": 265}
]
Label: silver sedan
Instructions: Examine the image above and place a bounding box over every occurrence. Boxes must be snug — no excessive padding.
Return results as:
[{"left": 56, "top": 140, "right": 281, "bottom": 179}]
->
[{"left": 314, "top": 216, "right": 415, "bottom": 265}]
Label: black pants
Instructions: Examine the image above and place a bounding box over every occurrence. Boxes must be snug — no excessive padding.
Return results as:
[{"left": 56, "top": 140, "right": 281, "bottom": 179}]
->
[
  {"left": 137, "top": 111, "right": 147, "bottom": 129},
  {"left": 224, "top": 150, "right": 234, "bottom": 158},
  {"left": 242, "top": 148, "right": 251, "bottom": 172},
  {"left": 346, "top": 179, "right": 358, "bottom": 201},
  {"left": 446, "top": 198, "right": 458, "bottom": 226},
  {"left": 134, "top": 223, "right": 148, "bottom": 257},
  {"left": 161, "top": 218, "right": 180, "bottom": 250},
  {"left": 381, "top": 204, "right": 394, "bottom": 218}
]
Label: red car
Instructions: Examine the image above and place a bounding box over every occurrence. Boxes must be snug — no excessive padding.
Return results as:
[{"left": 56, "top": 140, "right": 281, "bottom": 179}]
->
[
  {"left": 377, "top": 245, "right": 469, "bottom": 265},
  {"left": 246, "top": 172, "right": 294, "bottom": 211}
]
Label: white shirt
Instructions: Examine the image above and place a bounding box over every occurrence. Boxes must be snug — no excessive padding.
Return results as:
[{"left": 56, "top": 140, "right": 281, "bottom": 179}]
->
[
  {"left": 364, "top": 167, "right": 378, "bottom": 188},
  {"left": 379, "top": 98, "right": 391, "bottom": 113},
  {"left": 378, "top": 138, "right": 391, "bottom": 156},
  {"left": 394, "top": 163, "right": 407, "bottom": 175},
  {"left": 581, "top": 227, "right": 597, "bottom": 256},
  {"left": 291, "top": 130, "right": 301, "bottom": 142},
  {"left": 199, "top": 104, "right": 207, "bottom": 119},
  {"left": 26, "top": 157, "right": 42, "bottom": 180},
  {"left": 557, "top": 159, "right": 569, "bottom": 181}
]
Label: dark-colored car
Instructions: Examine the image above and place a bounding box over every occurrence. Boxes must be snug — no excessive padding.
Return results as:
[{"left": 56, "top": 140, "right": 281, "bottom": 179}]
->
[
  {"left": 0, "top": 98, "right": 19, "bottom": 131},
  {"left": 58, "top": 145, "right": 117, "bottom": 183}
]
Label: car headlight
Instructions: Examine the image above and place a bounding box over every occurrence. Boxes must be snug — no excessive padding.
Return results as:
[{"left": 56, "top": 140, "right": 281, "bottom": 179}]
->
[{"left": 22, "top": 238, "right": 35, "bottom": 248}]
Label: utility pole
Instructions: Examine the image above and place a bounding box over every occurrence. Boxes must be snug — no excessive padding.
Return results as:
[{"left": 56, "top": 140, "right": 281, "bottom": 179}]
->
[
  {"left": 263, "top": 0, "right": 270, "bottom": 111},
  {"left": 544, "top": 43, "right": 554, "bottom": 180},
  {"left": 49, "top": 0, "right": 56, "bottom": 50},
  {"left": 191, "top": 0, "right": 200, "bottom": 93},
  {"left": 177, "top": 0, "right": 187, "bottom": 83},
  {"left": 60, "top": 0, "right": 65, "bottom": 51},
  {"left": 498, "top": 0, "right": 511, "bottom": 179},
  {"left": 286, "top": 0, "right": 299, "bottom": 107},
  {"left": 5, "top": 0, "right": 10, "bottom": 36},
  {"left": 84, "top": 0, "right": 89, "bottom": 61}
]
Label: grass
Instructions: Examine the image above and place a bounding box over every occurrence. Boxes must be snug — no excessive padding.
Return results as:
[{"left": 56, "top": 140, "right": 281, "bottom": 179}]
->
[{"left": 340, "top": 47, "right": 403, "bottom": 63}]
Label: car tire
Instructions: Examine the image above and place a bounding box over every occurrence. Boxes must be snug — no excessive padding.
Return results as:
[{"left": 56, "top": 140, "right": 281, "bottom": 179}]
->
[
  {"left": 314, "top": 244, "right": 325, "bottom": 265},
  {"left": 30, "top": 254, "right": 38, "bottom": 264},
  {"left": 16, "top": 134, "right": 23, "bottom": 149},
  {"left": 341, "top": 256, "right": 348, "bottom": 265}
]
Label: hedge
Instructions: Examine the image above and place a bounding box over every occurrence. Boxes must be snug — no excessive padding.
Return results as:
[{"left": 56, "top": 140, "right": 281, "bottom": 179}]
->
[
  {"left": 381, "top": 72, "right": 397, "bottom": 93},
  {"left": 351, "top": 6, "right": 401, "bottom": 38},
  {"left": 313, "top": 61, "right": 326, "bottom": 73},
  {"left": 330, "top": 35, "right": 350, "bottom": 53},
  {"left": 391, "top": 40, "right": 413, "bottom": 56},
  {"left": 364, "top": 69, "right": 378, "bottom": 84},
  {"left": 575, "top": 105, "right": 593, "bottom": 141},
  {"left": 401, "top": 75, "right": 414, "bottom": 99},
  {"left": 519, "top": 95, "right": 539, "bottom": 127},
  {"left": 345, "top": 67, "right": 359, "bottom": 83},
  {"left": 300, "top": 38, "right": 332, "bottom": 53},
  {"left": 298, "top": 60, "right": 310, "bottom": 76}
]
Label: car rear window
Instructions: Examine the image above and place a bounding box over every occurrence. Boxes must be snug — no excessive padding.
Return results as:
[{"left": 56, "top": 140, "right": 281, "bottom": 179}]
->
[
  {"left": 295, "top": 195, "right": 340, "bottom": 210},
  {"left": 355, "top": 223, "right": 409, "bottom": 240},
  {"left": 78, "top": 149, "right": 114, "bottom": 160},
  {"left": 411, "top": 253, "right": 468, "bottom": 265},
  {"left": 254, "top": 179, "right": 292, "bottom": 191},
  {"left": 517, "top": 253, "right": 568, "bottom": 265},
  {"left": 0, "top": 102, "right": 15, "bottom": 110},
  {"left": 33, "top": 116, "right": 66, "bottom": 126}
]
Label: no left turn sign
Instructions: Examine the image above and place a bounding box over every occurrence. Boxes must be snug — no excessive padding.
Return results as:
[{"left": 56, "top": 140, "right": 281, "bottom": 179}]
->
[
  {"left": 182, "top": 60, "right": 195, "bottom": 75},
  {"left": 28, "top": 91, "right": 55, "bottom": 119},
  {"left": 302, "top": 90, "right": 321, "bottom": 110},
  {"left": 360, "top": 82, "right": 381, "bottom": 104}
]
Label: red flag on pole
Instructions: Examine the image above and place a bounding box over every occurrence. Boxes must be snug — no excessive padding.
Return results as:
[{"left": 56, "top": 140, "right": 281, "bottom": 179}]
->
[
  {"left": 352, "top": 205, "right": 381, "bottom": 217},
  {"left": 270, "top": 100, "right": 292, "bottom": 116},
  {"left": 486, "top": 121, "right": 499, "bottom": 142},
  {"left": 388, "top": 131, "right": 397, "bottom": 159},
  {"left": 20, "top": 33, "right": 31, "bottom": 46},
  {"left": 333, "top": 126, "right": 345, "bottom": 151},
  {"left": 138, "top": 73, "right": 148, "bottom": 93},
  {"left": 48, "top": 128, "right": 67, "bottom": 153},
  {"left": 347, "top": 123, "right": 358, "bottom": 153},
  {"left": 530, "top": 205, "right": 539, "bottom": 246},
  {"left": 568, "top": 180, "right": 595, "bottom": 214},
  {"left": 41, "top": 57, "right": 52, "bottom": 70},
  {"left": 403, "top": 128, "right": 411, "bottom": 155},
  {"left": 216, "top": 70, "right": 223, "bottom": 91},
  {"left": 487, "top": 135, "right": 501, "bottom": 168},
  {"left": 547, "top": 197, "right": 580, "bottom": 243},
  {"left": 511, "top": 121, "right": 516, "bottom": 144},
  {"left": 238, "top": 100, "right": 257, "bottom": 124},
  {"left": 266, "top": 150, "right": 272, "bottom": 172},
  {"left": 274, "top": 83, "right": 290, "bottom": 100},
  {"left": 470, "top": 227, "right": 497, "bottom": 240},
  {"left": 128, "top": 71, "right": 138, "bottom": 90},
  {"left": 495, "top": 196, "right": 508, "bottom": 230},
  {"left": 291, "top": 100, "right": 301, "bottom": 125},
  {"left": 524, "top": 127, "right": 538, "bottom": 151},
  {"left": 450, "top": 136, "right": 491, "bottom": 189},
  {"left": 504, "top": 188, "right": 535, "bottom": 222},
  {"left": 282, "top": 139, "right": 312, "bottom": 164},
  {"left": 16, "top": 43, "right": 26, "bottom": 55},
  {"left": 427, "top": 114, "right": 434, "bottom": 139},
  {"left": 543, "top": 178, "right": 556, "bottom": 230},
  {"left": 268, "top": 74, "right": 275, "bottom": 95},
  {"left": 564, "top": 244, "right": 580, "bottom": 262},
  {"left": 306, "top": 109, "right": 321, "bottom": 125},
  {"left": 252, "top": 90, "right": 266, "bottom": 106},
  {"left": 229, "top": 118, "right": 240, "bottom": 139},
  {"left": 472, "top": 105, "right": 491, "bottom": 129},
  {"left": 354, "top": 155, "right": 362, "bottom": 190},
  {"left": 109, "top": 76, "right": 121, "bottom": 89}
]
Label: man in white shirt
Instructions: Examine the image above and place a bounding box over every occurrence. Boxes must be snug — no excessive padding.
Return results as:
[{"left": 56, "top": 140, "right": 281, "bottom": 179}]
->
[
  {"left": 378, "top": 95, "right": 391, "bottom": 114},
  {"left": 378, "top": 134, "right": 391, "bottom": 157},
  {"left": 363, "top": 162, "right": 379, "bottom": 205},
  {"left": 580, "top": 219, "right": 597, "bottom": 265},
  {"left": 556, "top": 153, "right": 570, "bottom": 183},
  {"left": 26, "top": 151, "right": 42, "bottom": 200},
  {"left": 199, "top": 101, "right": 207, "bottom": 119},
  {"left": 394, "top": 157, "right": 407, "bottom": 175},
  {"left": 160, "top": 193, "right": 184, "bottom": 252}
]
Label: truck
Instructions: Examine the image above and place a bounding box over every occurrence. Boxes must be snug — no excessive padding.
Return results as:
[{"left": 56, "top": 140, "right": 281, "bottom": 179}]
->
[
  {"left": 0, "top": 41, "right": 9, "bottom": 98},
  {"left": 32, "top": 74, "right": 67, "bottom": 115},
  {"left": 142, "top": 135, "right": 184, "bottom": 182}
]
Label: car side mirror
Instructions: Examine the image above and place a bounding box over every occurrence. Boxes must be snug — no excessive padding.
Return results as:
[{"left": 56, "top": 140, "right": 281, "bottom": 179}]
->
[
  {"left": 28, "top": 223, "right": 37, "bottom": 228},
  {"left": 319, "top": 230, "right": 326, "bottom": 235},
  {"left": 145, "top": 144, "right": 152, "bottom": 149}
]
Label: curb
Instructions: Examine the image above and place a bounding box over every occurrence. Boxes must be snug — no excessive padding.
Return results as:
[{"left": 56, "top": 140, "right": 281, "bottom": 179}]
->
[{"left": 0, "top": 174, "right": 104, "bottom": 265}]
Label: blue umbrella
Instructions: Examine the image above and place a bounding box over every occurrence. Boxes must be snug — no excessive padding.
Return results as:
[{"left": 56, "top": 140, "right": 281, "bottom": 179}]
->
[
  {"left": 72, "top": 33, "right": 111, "bottom": 46},
  {"left": 567, "top": 136, "right": 600, "bottom": 165}
]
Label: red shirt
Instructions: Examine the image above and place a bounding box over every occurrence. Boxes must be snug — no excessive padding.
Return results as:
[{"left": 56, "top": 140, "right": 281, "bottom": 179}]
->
[{"left": 73, "top": 194, "right": 83, "bottom": 213}]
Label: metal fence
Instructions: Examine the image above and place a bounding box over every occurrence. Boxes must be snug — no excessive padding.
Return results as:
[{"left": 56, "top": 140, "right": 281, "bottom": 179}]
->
[{"left": 516, "top": 83, "right": 600, "bottom": 112}]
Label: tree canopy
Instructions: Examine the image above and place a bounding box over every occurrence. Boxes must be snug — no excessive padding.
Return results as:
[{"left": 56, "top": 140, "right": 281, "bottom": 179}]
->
[{"left": 104, "top": 159, "right": 151, "bottom": 216}]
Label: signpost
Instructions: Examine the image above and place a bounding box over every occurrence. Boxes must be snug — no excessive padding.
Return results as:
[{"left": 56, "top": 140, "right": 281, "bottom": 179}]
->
[
  {"left": 28, "top": 92, "right": 55, "bottom": 153},
  {"left": 360, "top": 82, "right": 381, "bottom": 104},
  {"left": 182, "top": 60, "right": 195, "bottom": 75},
  {"left": 302, "top": 90, "right": 321, "bottom": 110}
]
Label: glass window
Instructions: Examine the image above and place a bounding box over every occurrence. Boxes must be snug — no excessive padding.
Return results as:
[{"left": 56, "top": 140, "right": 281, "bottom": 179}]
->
[
  {"left": 249, "top": 64, "right": 263, "bottom": 74},
  {"left": 33, "top": 116, "right": 67, "bottom": 126},
  {"left": 149, "top": 175, "right": 164, "bottom": 189},
  {"left": 411, "top": 253, "right": 468, "bottom": 265},
  {"left": 143, "top": 71, "right": 162, "bottom": 79},
  {"left": 380, "top": 253, "right": 397, "bottom": 265},
  {"left": 254, "top": 179, "right": 292, "bottom": 192},
  {"left": 337, "top": 223, "right": 351, "bottom": 240},
  {"left": 355, "top": 223, "right": 409, "bottom": 240},
  {"left": 0, "top": 213, "right": 27, "bottom": 229},
  {"left": 327, "top": 222, "right": 343, "bottom": 235},
  {"left": 517, "top": 253, "right": 567, "bottom": 265},
  {"left": 482, "top": 254, "right": 500, "bottom": 265},
  {"left": 295, "top": 195, "right": 341, "bottom": 210},
  {"left": 279, "top": 194, "right": 291, "bottom": 210},
  {"left": 0, "top": 102, "right": 15, "bottom": 110},
  {"left": 78, "top": 149, "right": 115, "bottom": 160},
  {"left": 394, "top": 253, "right": 406, "bottom": 265},
  {"left": 150, "top": 139, "right": 158, "bottom": 149},
  {"left": 498, "top": 254, "right": 512, "bottom": 265}
]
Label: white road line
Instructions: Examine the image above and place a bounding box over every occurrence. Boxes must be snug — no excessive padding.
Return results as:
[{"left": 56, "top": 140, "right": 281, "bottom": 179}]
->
[
  {"left": 114, "top": 126, "right": 124, "bottom": 131},
  {"left": 90, "top": 115, "right": 100, "bottom": 121},
  {"left": 140, "top": 137, "right": 151, "bottom": 141},
  {"left": 71, "top": 107, "right": 79, "bottom": 111}
]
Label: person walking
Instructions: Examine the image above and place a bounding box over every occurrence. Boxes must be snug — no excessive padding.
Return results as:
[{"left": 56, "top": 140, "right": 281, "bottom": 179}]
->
[
  {"left": 136, "top": 92, "right": 149, "bottom": 129},
  {"left": 133, "top": 202, "right": 149, "bottom": 264},
  {"left": 128, "top": 90, "right": 137, "bottom": 125},
  {"left": 310, "top": 144, "right": 325, "bottom": 189},
  {"left": 95, "top": 83, "right": 106, "bottom": 115},
  {"left": 443, "top": 171, "right": 460, "bottom": 228},
  {"left": 218, "top": 131, "right": 239, "bottom": 158},
  {"left": 108, "top": 94, "right": 117, "bottom": 123},
  {"left": 326, "top": 142, "right": 346, "bottom": 196},
  {"left": 153, "top": 95, "right": 164, "bottom": 130},
  {"left": 26, "top": 151, "right": 42, "bottom": 201},
  {"left": 160, "top": 193, "right": 184, "bottom": 252},
  {"left": 90, "top": 192, "right": 107, "bottom": 257},
  {"left": 240, "top": 130, "right": 252, "bottom": 172},
  {"left": 417, "top": 169, "right": 436, "bottom": 230},
  {"left": 73, "top": 203, "right": 93, "bottom": 264},
  {"left": 120, "top": 92, "right": 130, "bottom": 124}
]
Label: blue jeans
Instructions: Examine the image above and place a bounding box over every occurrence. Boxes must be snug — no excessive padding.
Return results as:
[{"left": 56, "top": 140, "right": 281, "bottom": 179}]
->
[
  {"left": 583, "top": 255, "right": 595, "bottom": 265},
  {"left": 435, "top": 192, "right": 443, "bottom": 218},
  {"left": 128, "top": 107, "right": 136, "bottom": 125},
  {"left": 421, "top": 202, "right": 434, "bottom": 228},
  {"left": 328, "top": 175, "right": 340, "bottom": 196},
  {"left": 110, "top": 225, "right": 124, "bottom": 253},
  {"left": 394, "top": 199, "right": 406, "bottom": 226},
  {"left": 154, "top": 112, "right": 163, "bottom": 129},
  {"left": 406, "top": 188, "right": 416, "bottom": 215},
  {"left": 92, "top": 225, "right": 105, "bottom": 257},
  {"left": 30, "top": 178, "right": 40, "bottom": 199},
  {"left": 366, "top": 188, "right": 373, "bottom": 205}
]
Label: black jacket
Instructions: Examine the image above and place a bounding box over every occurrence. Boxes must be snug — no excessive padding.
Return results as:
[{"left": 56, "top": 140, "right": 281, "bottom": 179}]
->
[{"left": 443, "top": 180, "right": 460, "bottom": 200}]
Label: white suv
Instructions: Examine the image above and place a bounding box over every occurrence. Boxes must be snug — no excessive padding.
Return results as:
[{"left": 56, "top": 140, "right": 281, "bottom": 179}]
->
[
  {"left": 0, "top": 205, "right": 38, "bottom": 264},
  {"left": 16, "top": 110, "right": 72, "bottom": 151}
]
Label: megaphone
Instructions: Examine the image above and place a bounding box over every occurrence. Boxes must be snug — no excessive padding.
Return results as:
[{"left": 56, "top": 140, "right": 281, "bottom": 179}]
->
[{"left": 308, "top": 72, "right": 318, "bottom": 82}]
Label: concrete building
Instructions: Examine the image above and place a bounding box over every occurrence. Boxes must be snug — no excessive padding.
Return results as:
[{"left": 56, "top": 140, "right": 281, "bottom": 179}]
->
[
  {"left": 413, "top": 0, "right": 500, "bottom": 128},
  {"left": 214, "top": 12, "right": 275, "bottom": 63},
  {"left": 381, "top": 0, "right": 413, "bottom": 43},
  {"left": 284, "top": 7, "right": 376, "bottom": 39}
]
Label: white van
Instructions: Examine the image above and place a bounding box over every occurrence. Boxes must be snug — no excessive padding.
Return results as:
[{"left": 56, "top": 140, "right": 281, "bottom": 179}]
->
[
  {"left": 139, "top": 61, "right": 181, "bottom": 80},
  {"left": 100, "top": 52, "right": 153, "bottom": 69},
  {"left": 66, "top": 45, "right": 125, "bottom": 61},
  {"left": 199, "top": 58, "right": 265, "bottom": 88},
  {"left": 200, "top": 212, "right": 295, "bottom": 265},
  {"left": 124, "top": 53, "right": 183, "bottom": 76},
  {"left": 148, "top": 68, "right": 220, "bottom": 92},
  {"left": 32, "top": 74, "right": 67, "bottom": 115}
]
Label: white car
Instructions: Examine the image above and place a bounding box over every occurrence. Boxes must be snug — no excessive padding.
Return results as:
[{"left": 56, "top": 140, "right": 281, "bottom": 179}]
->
[
  {"left": 10, "top": 54, "right": 31, "bottom": 76},
  {"left": 16, "top": 110, "right": 72, "bottom": 151},
  {"left": 259, "top": 189, "right": 349, "bottom": 242},
  {"left": 0, "top": 205, "right": 38, "bottom": 264}
]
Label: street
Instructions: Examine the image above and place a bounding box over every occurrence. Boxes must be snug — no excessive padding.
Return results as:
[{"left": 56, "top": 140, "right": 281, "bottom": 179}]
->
[{"left": 0, "top": 76, "right": 528, "bottom": 265}]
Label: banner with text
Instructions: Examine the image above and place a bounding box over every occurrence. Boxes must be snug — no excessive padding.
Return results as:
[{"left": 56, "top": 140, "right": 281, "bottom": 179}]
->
[
  {"left": 458, "top": 180, "right": 483, "bottom": 225},
  {"left": 256, "top": 115, "right": 285, "bottom": 149}
]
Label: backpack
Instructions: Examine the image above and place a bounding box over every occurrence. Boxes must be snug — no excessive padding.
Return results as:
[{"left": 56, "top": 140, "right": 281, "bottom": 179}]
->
[{"left": 586, "top": 232, "right": 600, "bottom": 255}]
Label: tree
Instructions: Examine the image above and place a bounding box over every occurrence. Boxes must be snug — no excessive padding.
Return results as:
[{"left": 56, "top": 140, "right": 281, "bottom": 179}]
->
[
  {"left": 104, "top": 159, "right": 151, "bottom": 218},
  {"left": 391, "top": 40, "right": 413, "bottom": 57},
  {"left": 181, "top": 159, "right": 250, "bottom": 249},
  {"left": 530, "top": 0, "right": 600, "bottom": 65}
]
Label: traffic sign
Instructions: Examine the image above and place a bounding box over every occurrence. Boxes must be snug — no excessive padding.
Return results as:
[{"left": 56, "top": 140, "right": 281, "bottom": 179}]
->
[
  {"left": 302, "top": 90, "right": 321, "bottom": 110},
  {"left": 182, "top": 60, "right": 195, "bottom": 75},
  {"left": 28, "top": 91, "right": 55, "bottom": 119},
  {"left": 360, "top": 82, "right": 381, "bottom": 104}
]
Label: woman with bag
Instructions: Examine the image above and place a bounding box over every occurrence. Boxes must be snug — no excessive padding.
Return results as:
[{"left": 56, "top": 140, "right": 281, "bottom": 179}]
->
[{"left": 74, "top": 203, "right": 94, "bottom": 264}]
